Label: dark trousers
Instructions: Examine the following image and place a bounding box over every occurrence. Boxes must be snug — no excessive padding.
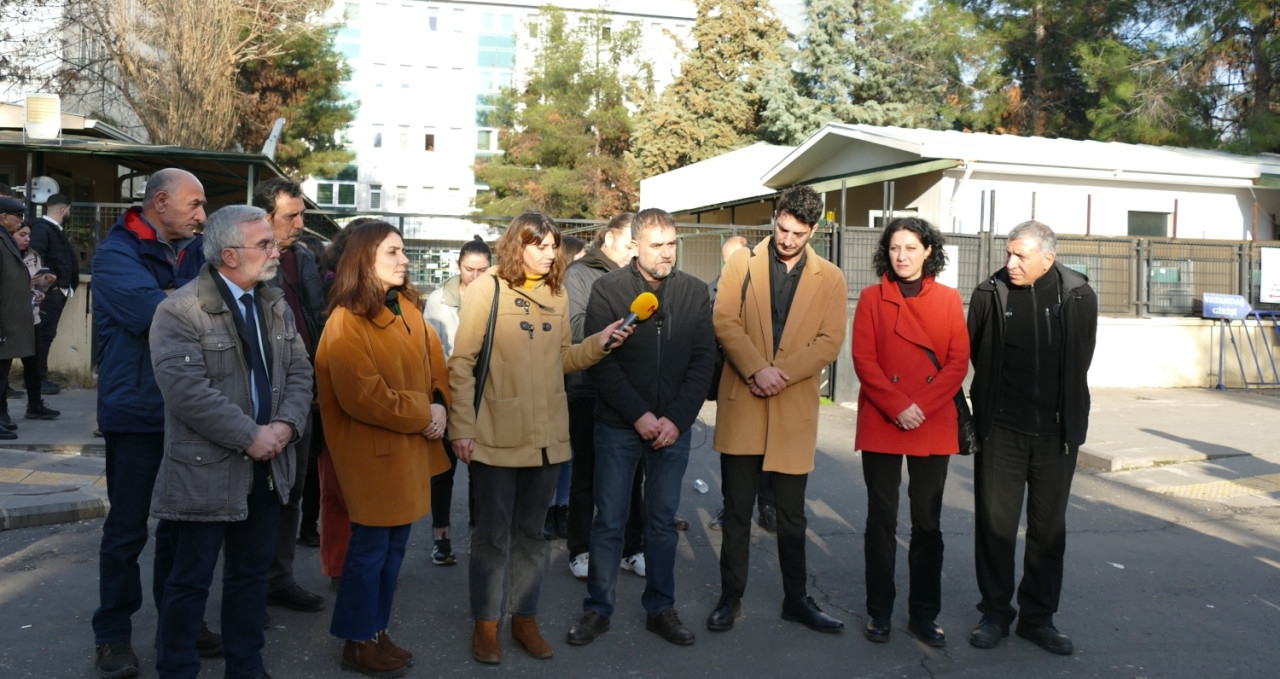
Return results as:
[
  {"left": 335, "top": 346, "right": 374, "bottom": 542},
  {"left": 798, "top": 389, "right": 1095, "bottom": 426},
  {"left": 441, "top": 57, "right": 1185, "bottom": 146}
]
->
[
  {"left": 34, "top": 287, "right": 66, "bottom": 384},
  {"left": 92, "top": 432, "right": 173, "bottom": 644},
  {"left": 299, "top": 410, "right": 324, "bottom": 540},
  {"left": 0, "top": 355, "right": 41, "bottom": 411},
  {"left": 330, "top": 523, "right": 410, "bottom": 641},
  {"left": 468, "top": 459, "right": 560, "bottom": 620},
  {"left": 429, "top": 431, "right": 476, "bottom": 530},
  {"left": 566, "top": 397, "right": 644, "bottom": 559},
  {"left": 157, "top": 463, "right": 279, "bottom": 679},
  {"left": 974, "top": 425, "right": 1078, "bottom": 626},
  {"left": 862, "top": 452, "right": 951, "bottom": 622},
  {"left": 585, "top": 423, "right": 690, "bottom": 618},
  {"left": 718, "top": 454, "right": 809, "bottom": 602},
  {"left": 269, "top": 407, "right": 314, "bottom": 592}
]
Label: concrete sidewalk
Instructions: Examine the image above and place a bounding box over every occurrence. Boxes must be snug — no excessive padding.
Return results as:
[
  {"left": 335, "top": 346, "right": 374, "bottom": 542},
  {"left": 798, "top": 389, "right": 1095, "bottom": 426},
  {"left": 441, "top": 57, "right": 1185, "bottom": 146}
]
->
[{"left": 2, "top": 386, "right": 1277, "bottom": 530}]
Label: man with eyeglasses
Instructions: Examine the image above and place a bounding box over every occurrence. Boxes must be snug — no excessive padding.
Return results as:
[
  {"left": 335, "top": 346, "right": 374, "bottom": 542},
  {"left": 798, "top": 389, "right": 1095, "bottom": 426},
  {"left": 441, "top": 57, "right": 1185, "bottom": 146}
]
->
[
  {"left": 251, "top": 178, "right": 328, "bottom": 614},
  {"left": 91, "top": 168, "right": 219, "bottom": 679},
  {"left": 148, "top": 204, "right": 312, "bottom": 679}
]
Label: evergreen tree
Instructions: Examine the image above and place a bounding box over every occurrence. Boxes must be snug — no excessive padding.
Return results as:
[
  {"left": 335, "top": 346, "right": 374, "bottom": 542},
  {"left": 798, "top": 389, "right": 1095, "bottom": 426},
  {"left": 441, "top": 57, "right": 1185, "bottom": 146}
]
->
[
  {"left": 473, "top": 8, "right": 651, "bottom": 218},
  {"left": 632, "top": 0, "right": 790, "bottom": 177},
  {"left": 236, "top": 26, "right": 357, "bottom": 180},
  {"left": 759, "top": 0, "right": 949, "bottom": 145}
]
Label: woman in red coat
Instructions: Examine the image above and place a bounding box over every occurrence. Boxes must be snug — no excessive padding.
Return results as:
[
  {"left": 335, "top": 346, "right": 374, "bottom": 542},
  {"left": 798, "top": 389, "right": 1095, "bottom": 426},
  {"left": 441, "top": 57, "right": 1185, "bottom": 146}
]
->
[{"left": 852, "top": 217, "right": 969, "bottom": 648}]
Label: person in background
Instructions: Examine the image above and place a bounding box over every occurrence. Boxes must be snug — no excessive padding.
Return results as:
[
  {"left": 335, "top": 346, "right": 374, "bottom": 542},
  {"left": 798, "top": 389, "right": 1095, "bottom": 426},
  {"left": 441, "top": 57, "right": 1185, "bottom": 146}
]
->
[
  {"left": 27, "top": 192, "right": 79, "bottom": 396},
  {"left": 544, "top": 232, "right": 587, "bottom": 539},
  {"left": 15, "top": 222, "right": 56, "bottom": 325},
  {"left": 967, "top": 220, "right": 1097, "bottom": 656},
  {"left": 90, "top": 169, "right": 216, "bottom": 679},
  {"left": 423, "top": 235, "right": 492, "bottom": 566},
  {"left": 852, "top": 217, "right": 969, "bottom": 647},
  {"left": 448, "top": 211, "right": 631, "bottom": 665},
  {"left": 0, "top": 197, "right": 46, "bottom": 441},
  {"left": 562, "top": 213, "right": 648, "bottom": 581},
  {"left": 148, "top": 205, "right": 313, "bottom": 679},
  {"left": 317, "top": 220, "right": 451, "bottom": 677}
]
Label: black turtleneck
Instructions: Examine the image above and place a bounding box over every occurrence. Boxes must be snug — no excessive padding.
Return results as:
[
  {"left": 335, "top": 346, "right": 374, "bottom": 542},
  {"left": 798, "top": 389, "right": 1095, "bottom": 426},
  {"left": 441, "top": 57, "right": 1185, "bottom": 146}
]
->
[{"left": 995, "top": 270, "right": 1063, "bottom": 436}]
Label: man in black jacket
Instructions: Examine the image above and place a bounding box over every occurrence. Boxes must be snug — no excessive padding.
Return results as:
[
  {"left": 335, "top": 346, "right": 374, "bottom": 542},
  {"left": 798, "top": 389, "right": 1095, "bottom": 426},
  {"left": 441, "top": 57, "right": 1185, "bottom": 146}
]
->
[
  {"left": 28, "top": 193, "right": 79, "bottom": 394},
  {"left": 966, "top": 220, "right": 1097, "bottom": 656},
  {"left": 566, "top": 208, "right": 716, "bottom": 648},
  {"left": 562, "top": 212, "right": 647, "bottom": 580},
  {"left": 252, "top": 178, "right": 327, "bottom": 614}
]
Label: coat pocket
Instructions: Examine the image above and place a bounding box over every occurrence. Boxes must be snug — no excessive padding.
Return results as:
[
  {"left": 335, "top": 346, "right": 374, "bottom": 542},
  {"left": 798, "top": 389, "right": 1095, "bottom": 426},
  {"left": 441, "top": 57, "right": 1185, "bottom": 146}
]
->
[
  {"left": 200, "top": 332, "right": 240, "bottom": 382},
  {"left": 161, "top": 442, "right": 238, "bottom": 514},
  {"left": 480, "top": 394, "right": 524, "bottom": 448}
]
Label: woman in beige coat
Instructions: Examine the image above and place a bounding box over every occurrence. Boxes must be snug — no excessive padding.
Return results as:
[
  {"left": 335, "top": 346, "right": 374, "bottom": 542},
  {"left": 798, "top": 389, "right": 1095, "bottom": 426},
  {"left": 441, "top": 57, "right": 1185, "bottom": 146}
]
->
[{"left": 448, "top": 211, "right": 630, "bottom": 665}]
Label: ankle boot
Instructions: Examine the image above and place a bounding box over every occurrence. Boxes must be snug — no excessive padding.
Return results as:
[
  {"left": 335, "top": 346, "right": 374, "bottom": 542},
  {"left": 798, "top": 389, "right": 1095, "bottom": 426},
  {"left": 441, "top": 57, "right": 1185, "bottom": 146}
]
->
[
  {"left": 342, "top": 638, "right": 407, "bottom": 677},
  {"left": 472, "top": 620, "right": 501, "bottom": 664},
  {"left": 377, "top": 630, "right": 413, "bottom": 666},
  {"left": 511, "top": 615, "right": 554, "bottom": 659}
]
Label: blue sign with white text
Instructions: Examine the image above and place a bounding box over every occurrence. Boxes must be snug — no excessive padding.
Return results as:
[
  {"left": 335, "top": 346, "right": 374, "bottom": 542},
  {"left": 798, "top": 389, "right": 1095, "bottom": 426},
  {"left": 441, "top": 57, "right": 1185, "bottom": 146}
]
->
[{"left": 1202, "top": 293, "right": 1251, "bottom": 320}]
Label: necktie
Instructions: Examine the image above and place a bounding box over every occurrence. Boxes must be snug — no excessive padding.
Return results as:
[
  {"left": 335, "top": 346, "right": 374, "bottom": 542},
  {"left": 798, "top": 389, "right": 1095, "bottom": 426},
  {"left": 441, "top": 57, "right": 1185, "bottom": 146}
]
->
[{"left": 240, "top": 293, "right": 272, "bottom": 425}]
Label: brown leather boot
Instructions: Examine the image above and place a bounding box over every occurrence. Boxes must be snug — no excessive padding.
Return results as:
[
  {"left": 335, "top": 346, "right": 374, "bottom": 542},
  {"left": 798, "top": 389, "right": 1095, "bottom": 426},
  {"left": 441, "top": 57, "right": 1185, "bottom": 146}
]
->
[
  {"left": 342, "top": 638, "right": 407, "bottom": 677},
  {"left": 377, "top": 630, "right": 413, "bottom": 666},
  {"left": 511, "top": 615, "right": 554, "bottom": 659},
  {"left": 472, "top": 620, "right": 501, "bottom": 664}
]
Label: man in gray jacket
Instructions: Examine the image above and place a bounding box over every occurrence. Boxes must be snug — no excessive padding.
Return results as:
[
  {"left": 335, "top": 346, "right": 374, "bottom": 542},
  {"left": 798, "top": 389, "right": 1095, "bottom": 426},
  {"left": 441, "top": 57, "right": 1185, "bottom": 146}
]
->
[{"left": 149, "top": 205, "right": 313, "bottom": 679}]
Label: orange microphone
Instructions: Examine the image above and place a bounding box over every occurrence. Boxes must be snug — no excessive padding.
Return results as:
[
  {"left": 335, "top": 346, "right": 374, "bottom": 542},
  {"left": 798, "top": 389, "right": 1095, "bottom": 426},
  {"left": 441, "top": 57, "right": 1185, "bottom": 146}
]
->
[{"left": 607, "top": 291, "right": 659, "bottom": 348}]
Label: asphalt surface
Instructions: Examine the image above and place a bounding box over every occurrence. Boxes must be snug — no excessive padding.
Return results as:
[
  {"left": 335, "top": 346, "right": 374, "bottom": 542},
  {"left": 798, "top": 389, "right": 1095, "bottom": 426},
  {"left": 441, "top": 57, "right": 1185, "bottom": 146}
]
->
[{"left": 0, "top": 388, "right": 1278, "bottom": 677}]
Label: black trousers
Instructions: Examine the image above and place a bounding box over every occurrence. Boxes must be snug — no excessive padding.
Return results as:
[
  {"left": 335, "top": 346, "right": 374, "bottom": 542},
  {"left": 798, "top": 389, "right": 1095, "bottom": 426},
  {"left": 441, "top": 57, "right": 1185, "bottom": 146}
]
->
[
  {"left": 34, "top": 288, "right": 66, "bottom": 384},
  {"left": 565, "top": 397, "right": 643, "bottom": 559},
  {"left": 719, "top": 454, "right": 808, "bottom": 602},
  {"left": 298, "top": 410, "right": 324, "bottom": 539},
  {"left": 974, "top": 425, "right": 1078, "bottom": 626},
  {"left": 429, "top": 431, "right": 476, "bottom": 531},
  {"left": 862, "top": 451, "right": 951, "bottom": 622},
  {"left": 0, "top": 355, "right": 41, "bottom": 412}
]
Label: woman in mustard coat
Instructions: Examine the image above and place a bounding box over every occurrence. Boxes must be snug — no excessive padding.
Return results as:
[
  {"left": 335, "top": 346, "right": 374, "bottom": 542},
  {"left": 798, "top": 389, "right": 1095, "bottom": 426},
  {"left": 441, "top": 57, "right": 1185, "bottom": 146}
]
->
[
  {"left": 316, "top": 220, "right": 451, "bottom": 677},
  {"left": 448, "top": 211, "right": 629, "bottom": 665},
  {"left": 852, "top": 217, "right": 969, "bottom": 648}
]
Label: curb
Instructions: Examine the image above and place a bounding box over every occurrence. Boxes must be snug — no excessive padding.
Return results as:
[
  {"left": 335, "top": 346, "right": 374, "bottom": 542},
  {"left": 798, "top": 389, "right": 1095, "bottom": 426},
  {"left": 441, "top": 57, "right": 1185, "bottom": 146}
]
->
[{"left": 0, "top": 496, "right": 109, "bottom": 531}]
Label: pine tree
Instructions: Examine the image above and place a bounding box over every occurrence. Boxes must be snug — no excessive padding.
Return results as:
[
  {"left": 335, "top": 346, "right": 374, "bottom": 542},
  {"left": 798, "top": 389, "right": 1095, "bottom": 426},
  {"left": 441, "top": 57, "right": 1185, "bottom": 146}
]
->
[
  {"left": 473, "top": 8, "right": 651, "bottom": 218},
  {"left": 631, "top": 0, "right": 790, "bottom": 177}
]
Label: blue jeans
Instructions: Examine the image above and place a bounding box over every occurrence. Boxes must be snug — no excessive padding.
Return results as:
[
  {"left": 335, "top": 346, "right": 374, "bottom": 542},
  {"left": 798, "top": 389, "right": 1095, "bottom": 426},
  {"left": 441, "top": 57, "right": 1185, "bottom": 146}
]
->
[
  {"left": 585, "top": 422, "right": 689, "bottom": 618},
  {"left": 92, "top": 432, "right": 174, "bottom": 645},
  {"left": 157, "top": 462, "right": 280, "bottom": 679},
  {"left": 331, "top": 523, "right": 411, "bottom": 640},
  {"left": 468, "top": 459, "right": 560, "bottom": 621}
]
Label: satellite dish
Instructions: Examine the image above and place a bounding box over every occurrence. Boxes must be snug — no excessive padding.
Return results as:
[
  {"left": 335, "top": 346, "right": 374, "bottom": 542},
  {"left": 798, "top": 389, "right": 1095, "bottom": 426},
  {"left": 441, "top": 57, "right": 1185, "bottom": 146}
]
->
[{"left": 29, "top": 176, "right": 60, "bottom": 204}]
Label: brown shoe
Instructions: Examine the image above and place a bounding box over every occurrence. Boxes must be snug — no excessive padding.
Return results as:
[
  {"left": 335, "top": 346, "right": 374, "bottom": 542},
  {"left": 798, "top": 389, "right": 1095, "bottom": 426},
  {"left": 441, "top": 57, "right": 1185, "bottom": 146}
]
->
[
  {"left": 377, "top": 630, "right": 413, "bottom": 666},
  {"left": 511, "top": 615, "right": 553, "bottom": 659},
  {"left": 341, "top": 639, "right": 407, "bottom": 678},
  {"left": 472, "top": 620, "right": 501, "bottom": 664}
]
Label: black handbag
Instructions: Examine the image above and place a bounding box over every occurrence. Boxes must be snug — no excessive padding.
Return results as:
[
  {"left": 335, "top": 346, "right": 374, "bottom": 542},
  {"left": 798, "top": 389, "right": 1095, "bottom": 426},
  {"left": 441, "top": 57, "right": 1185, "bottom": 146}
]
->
[
  {"left": 922, "top": 347, "right": 980, "bottom": 456},
  {"left": 472, "top": 276, "right": 500, "bottom": 415}
]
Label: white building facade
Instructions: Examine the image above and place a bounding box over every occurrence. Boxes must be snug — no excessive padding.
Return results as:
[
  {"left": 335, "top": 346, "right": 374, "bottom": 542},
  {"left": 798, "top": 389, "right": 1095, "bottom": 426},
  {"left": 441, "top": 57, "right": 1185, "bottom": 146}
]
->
[{"left": 308, "top": 0, "right": 696, "bottom": 217}]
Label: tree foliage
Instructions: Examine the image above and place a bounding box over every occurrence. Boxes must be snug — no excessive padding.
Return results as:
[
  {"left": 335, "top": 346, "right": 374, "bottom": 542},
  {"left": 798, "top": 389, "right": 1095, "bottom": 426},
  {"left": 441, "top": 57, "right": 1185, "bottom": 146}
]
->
[
  {"left": 473, "top": 7, "right": 652, "bottom": 218},
  {"left": 235, "top": 26, "right": 357, "bottom": 179},
  {"left": 631, "top": 0, "right": 790, "bottom": 178}
]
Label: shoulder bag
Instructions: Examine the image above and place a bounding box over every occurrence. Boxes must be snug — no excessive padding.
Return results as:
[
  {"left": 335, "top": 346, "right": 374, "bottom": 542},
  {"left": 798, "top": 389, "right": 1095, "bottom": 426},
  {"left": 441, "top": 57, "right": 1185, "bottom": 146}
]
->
[
  {"left": 922, "top": 346, "right": 980, "bottom": 456},
  {"left": 472, "top": 276, "right": 500, "bottom": 415}
]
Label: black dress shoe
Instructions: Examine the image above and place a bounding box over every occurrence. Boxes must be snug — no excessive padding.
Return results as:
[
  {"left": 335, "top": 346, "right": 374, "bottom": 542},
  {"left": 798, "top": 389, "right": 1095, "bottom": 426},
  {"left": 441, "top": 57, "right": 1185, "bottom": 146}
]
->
[
  {"left": 0, "top": 428, "right": 15, "bottom": 440},
  {"left": 756, "top": 504, "right": 778, "bottom": 533},
  {"left": 566, "top": 610, "right": 610, "bottom": 646},
  {"left": 780, "top": 596, "right": 843, "bottom": 633},
  {"left": 40, "top": 380, "right": 61, "bottom": 395},
  {"left": 646, "top": 607, "right": 695, "bottom": 645},
  {"left": 0, "top": 412, "right": 16, "bottom": 430},
  {"left": 267, "top": 583, "right": 325, "bottom": 612},
  {"left": 907, "top": 619, "right": 946, "bottom": 647},
  {"left": 296, "top": 533, "right": 320, "bottom": 548},
  {"left": 706, "top": 597, "right": 741, "bottom": 631},
  {"left": 1016, "top": 621, "right": 1074, "bottom": 655},
  {"left": 196, "top": 622, "right": 224, "bottom": 658},
  {"left": 969, "top": 615, "right": 1010, "bottom": 649},
  {"left": 25, "top": 400, "right": 60, "bottom": 419},
  {"left": 864, "top": 617, "right": 891, "bottom": 643}
]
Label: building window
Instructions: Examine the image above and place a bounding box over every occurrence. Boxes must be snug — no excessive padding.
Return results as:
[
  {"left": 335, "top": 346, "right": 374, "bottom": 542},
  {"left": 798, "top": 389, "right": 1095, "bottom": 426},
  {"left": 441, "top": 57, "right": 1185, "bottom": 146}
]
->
[
  {"left": 428, "top": 8, "right": 437, "bottom": 31},
  {"left": 477, "top": 129, "right": 494, "bottom": 151},
  {"left": 396, "top": 185, "right": 408, "bottom": 209},
  {"left": 315, "top": 181, "right": 357, "bottom": 208},
  {"left": 1128, "top": 211, "right": 1170, "bottom": 237},
  {"left": 601, "top": 25, "right": 611, "bottom": 41},
  {"left": 373, "top": 132, "right": 382, "bottom": 148},
  {"left": 399, "top": 127, "right": 410, "bottom": 149},
  {"left": 425, "top": 133, "right": 435, "bottom": 151},
  {"left": 370, "top": 184, "right": 382, "bottom": 210}
]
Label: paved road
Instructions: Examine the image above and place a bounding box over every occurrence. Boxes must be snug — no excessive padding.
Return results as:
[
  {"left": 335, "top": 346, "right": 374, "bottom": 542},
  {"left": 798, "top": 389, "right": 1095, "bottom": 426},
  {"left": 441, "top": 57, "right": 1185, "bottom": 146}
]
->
[{"left": 1, "top": 394, "right": 1278, "bottom": 678}]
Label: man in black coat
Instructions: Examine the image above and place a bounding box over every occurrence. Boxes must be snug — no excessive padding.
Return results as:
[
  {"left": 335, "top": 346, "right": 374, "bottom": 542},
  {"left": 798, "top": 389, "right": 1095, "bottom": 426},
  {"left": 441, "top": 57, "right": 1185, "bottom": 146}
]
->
[
  {"left": 966, "top": 220, "right": 1097, "bottom": 656},
  {"left": 566, "top": 208, "right": 716, "bottom": 648},
  {"left": 27, "top": 193, "right": 79, "bottom": 394}
]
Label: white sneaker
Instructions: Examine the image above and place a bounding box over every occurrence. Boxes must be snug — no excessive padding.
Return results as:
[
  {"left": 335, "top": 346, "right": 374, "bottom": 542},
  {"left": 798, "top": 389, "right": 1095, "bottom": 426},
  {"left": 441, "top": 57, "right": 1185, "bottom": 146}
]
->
[
  {"left": 569, "top": 553, "right": 589, "bottom": 580},
  {"left": 620, "top": 553, "right": 646, "bottom": 578}
]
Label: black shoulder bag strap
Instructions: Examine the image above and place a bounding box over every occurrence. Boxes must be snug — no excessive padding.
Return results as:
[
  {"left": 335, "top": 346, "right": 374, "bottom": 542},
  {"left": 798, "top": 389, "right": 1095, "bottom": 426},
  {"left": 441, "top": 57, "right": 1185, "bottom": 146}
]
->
[{"left": 472, "top": 276, "right": 500, "bottom": 415}]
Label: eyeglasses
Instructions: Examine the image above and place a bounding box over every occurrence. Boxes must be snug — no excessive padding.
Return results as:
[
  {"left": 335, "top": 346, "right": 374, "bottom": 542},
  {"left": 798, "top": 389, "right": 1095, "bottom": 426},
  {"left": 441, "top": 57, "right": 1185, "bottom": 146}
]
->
[{"left": 229, "top": 240, "right": 280, "bottom": 253}]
